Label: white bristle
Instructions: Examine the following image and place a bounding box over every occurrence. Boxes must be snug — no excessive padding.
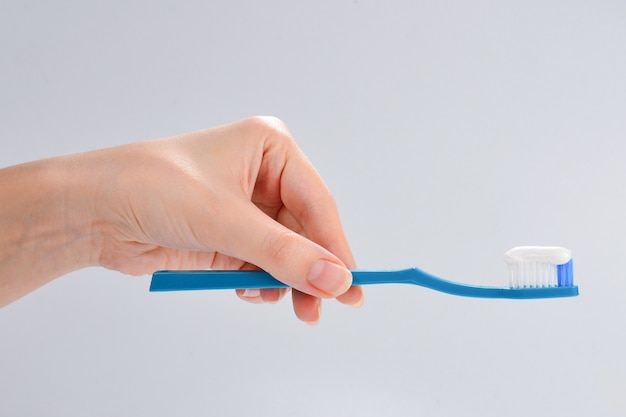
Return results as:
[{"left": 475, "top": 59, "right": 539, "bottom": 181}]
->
[
  {"left": 507, "top": 261, "right": 558, "bottom": 288},
  {"left": 504, "top": 246, "right": 571, "bottom": 288}
]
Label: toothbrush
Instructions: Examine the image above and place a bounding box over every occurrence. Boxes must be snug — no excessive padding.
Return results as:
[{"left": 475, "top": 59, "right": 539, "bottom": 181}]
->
[{"left": 149, "top": 246, "right": 578, "bottom": 299}]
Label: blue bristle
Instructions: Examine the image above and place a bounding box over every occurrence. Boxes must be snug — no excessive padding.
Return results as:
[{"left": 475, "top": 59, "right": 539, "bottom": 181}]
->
[{"left": 557, "top": 259, "right": 574, "bottom": 287}]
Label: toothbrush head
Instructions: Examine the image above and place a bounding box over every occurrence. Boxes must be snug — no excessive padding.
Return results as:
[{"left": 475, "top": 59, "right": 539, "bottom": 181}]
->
[{"left": 504, "top": 246, "right": 574, "bottom": 289}]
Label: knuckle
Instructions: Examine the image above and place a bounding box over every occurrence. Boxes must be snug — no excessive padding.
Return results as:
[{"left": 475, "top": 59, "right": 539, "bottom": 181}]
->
[
  {"left": 253, "top": 115, "right": 288, "bottom": 132},
  {"left": 264, "top": 230, "right": 301, "bottom": 266},
  {"left": 246, "top": 116, "right": 294, "bottom": 146}
]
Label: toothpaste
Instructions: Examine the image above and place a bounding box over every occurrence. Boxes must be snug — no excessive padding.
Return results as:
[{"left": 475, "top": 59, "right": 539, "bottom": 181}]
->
[{"left": 504, "top": 246, "right": 571, "bottom": 265}]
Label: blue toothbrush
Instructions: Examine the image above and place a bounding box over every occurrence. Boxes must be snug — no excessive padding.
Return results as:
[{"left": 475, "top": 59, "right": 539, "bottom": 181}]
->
[{"left": 149, "top": 246, "right": 578, "bottom": 299}]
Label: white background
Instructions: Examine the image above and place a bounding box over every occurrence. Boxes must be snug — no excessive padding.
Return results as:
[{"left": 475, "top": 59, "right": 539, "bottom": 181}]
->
[{"left": 1, "top": 1, "right": 625, "bottom": 416}]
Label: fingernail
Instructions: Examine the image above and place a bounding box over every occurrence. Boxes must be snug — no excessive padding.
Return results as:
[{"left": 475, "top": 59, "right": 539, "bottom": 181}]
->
[
  {"left": 307, "top": 259, "right": 352, "bottom": 297},
  {"left": 242, "top": 289, "right": 261, "bottom": 298},
  {"left": 306, "top": 300, "right": 322, "bottom": 326},
  {"left": 261, "top": 288, "right": 283, "bottom": 304},
  {"left": 352, "top": 296, "right": 364, "bottom": 309}
]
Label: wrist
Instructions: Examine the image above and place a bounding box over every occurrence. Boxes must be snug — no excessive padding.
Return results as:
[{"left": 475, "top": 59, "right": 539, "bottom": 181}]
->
[
  {"left": 0, "top": 155, "right": 103, "bottom": 304},
  {"left": 58, "top": 151, "right": 113, "bottom": 270}
]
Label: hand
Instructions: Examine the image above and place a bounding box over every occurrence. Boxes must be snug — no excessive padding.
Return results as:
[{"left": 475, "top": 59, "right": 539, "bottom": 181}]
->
[{"left": 0, "top": 116, "right": 362, "bottom": 323}]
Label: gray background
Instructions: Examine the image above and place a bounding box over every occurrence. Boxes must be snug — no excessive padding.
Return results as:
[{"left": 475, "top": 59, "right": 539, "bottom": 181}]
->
[{"left": 1, "top": 1, "right": 625, "bottom": 416}]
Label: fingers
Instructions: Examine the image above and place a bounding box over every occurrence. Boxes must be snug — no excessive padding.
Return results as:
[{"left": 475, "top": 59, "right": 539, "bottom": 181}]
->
[
  {"left": 336, "top": 285, "right": 364, "bottom": 307},
  {"left": 242, "top": 117, "right": 356, "bottom": 269},
  {"left": 201, "top": 117, "right": 363, "bottom": 321},
  {"left": 228, "top": 201, "right": 363, "bottom": 320},
  {"left": 237, "top": 287, "right": 322, "bottom": 325},
  {"left": 275, "top": 206, "right": 364, "bottom": 308},
  {"left": 267, "top": 126, "right": 364, "bottom": 309},
  {"left": 292, "top": 290, "right": 321, "bottom": 325},
  {"left": 278, "top": 151, "right": 357, "bottom": 269},
  {"left": 219, "top": 200, "right": 353, "bottom": 299},
  {"left": 236, "top": 288, "right": 288, "bottom": 304}
]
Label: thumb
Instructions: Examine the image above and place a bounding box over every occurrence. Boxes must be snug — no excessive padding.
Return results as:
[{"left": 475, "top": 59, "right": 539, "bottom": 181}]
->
[{"left": 218, "top": 202, "right": 353, "bottom": 298}]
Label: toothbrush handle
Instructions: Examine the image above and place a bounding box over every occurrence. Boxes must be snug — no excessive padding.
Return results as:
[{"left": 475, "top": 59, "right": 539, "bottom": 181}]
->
[{"left": 149, "top": 269, "right": 417, "bottom": 292}]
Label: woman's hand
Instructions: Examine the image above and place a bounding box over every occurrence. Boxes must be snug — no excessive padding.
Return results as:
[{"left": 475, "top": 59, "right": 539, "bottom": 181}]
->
[{"left": 0, "top": 117, "right": 362, "bottom": 323}]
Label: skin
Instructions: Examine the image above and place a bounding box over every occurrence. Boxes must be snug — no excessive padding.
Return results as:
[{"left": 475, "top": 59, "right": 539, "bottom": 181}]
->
[{"left": 0, "top": 116, "right": 363, "bottom": 324}]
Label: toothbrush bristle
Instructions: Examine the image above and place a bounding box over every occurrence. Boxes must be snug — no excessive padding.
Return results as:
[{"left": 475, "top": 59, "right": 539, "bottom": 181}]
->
[
  {"left": 507, "top": 259, "right": 574, "bottom": 289},
  {"left": 504, "top": 246, "right": 574, "bottom": 289},
  {"left": 557, "top": 259, "right": 574, "bottom": 287}
]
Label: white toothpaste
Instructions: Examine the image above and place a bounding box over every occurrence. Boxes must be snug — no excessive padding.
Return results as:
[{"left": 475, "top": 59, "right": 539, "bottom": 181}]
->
[
  {"left": 503, "top": 246, "right": 571, "bottom": 265},
  {"left": 504, "top": 246, "right": 572, "bottom": 288}
]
